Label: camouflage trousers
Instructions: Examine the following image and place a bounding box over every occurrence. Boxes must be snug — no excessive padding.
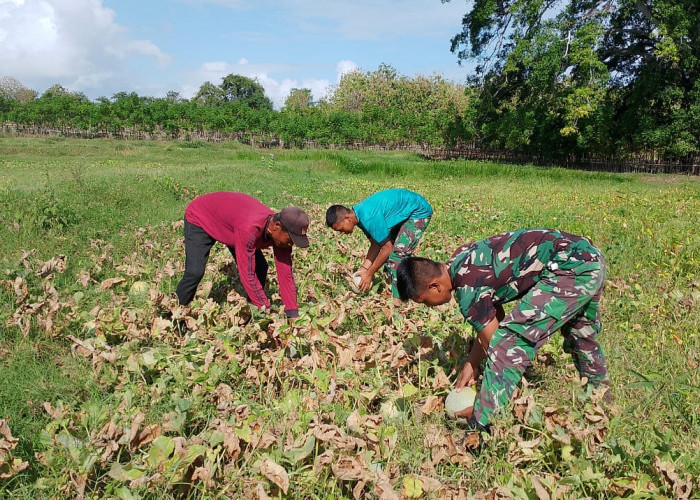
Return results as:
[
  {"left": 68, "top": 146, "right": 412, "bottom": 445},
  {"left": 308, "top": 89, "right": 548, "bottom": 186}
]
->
[
  {"left": 473, "top": 251, "right": 608, "bottom": 426},
  {"left": 384, "top": 217, "right": 431, "bottom": 298}
]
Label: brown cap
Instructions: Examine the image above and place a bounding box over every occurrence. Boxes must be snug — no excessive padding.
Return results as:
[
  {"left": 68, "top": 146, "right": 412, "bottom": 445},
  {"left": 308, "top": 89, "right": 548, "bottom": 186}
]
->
[{"left": 278, "top": 206, "right": 310, "bottom": 248}]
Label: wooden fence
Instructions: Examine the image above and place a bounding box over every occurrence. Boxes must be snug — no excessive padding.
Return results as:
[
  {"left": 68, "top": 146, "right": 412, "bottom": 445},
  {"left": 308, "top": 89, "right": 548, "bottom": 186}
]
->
[
  {"left": 418, "top": 145, "right": 700, "bottom": 175},
  {"left": 2, "top": 122, "right": 698, "bottom": 175}
]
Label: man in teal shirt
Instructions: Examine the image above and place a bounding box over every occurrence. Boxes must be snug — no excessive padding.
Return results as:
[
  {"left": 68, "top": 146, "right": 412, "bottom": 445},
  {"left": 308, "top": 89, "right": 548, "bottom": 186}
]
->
[{"left": 326, "top": 189, "right": 433, "bottom": 305}]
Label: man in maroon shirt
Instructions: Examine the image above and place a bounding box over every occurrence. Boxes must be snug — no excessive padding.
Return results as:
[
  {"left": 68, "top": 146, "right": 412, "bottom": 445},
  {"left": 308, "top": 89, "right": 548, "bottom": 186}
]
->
[{"left": 175, "top": 192, "right": 310, "bottom": 318}]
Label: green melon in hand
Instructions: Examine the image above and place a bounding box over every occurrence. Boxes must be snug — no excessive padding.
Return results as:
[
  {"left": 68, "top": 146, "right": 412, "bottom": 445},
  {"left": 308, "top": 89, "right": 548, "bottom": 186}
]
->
[
  {"left": 444, "top": 387, "right": 477, "bottom": 418},
  {"left": 348, "top": 272, "right": 362, "bottom": 293}
]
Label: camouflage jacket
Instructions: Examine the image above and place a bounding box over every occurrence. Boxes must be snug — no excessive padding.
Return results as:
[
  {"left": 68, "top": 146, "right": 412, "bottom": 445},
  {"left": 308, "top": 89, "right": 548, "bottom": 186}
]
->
[{"left": 448, "top": 229, "right": 602, "bottom": 332}]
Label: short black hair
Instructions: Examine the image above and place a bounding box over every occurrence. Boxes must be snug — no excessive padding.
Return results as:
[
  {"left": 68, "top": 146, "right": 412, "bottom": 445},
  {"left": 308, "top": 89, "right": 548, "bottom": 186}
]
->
[
  {"left": 397, "top": 257, "right": 444, "bottom": 301},
  {"left": 325, "top": 205, "right": 350, "bottom": 227}
]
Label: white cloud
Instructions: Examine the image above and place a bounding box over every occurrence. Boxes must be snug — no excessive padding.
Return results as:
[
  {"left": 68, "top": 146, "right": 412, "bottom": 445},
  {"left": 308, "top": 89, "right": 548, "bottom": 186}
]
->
[
  {"left": 335, "top": 60, "right": 359, "bottom": 80},
  {"left": 0, "top": 0, "right": 170, "bottom": 95}
]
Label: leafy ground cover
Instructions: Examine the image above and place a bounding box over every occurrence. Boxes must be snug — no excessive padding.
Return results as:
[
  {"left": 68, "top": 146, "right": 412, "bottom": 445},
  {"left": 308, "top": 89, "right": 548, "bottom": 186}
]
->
[{"left": 0, "top": 137, "right": 699, "bottom": 498}]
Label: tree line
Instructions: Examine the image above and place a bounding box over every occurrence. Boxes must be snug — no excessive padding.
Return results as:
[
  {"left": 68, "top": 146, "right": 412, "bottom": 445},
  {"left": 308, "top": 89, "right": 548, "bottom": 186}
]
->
[
  {"left": 0, "top": 68, "right": 472, "bottom": 148},
  {"left": 1, "top": 0, "right": 698, "bottom": 163}
]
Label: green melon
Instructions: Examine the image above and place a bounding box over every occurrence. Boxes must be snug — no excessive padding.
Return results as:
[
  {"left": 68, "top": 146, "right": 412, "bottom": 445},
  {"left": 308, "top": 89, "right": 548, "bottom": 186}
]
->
[
  {"left": 129, "top": 281, "right": 150, "bottom": 300},
  {"left": 444, "top": 387, "right": 477, "bottom": 418}
]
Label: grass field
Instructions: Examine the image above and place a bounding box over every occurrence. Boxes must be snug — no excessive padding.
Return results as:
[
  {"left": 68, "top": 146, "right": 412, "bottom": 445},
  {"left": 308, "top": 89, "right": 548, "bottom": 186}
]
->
[{"left": 0, "top": 137, "right": 699, "bottom": 498}]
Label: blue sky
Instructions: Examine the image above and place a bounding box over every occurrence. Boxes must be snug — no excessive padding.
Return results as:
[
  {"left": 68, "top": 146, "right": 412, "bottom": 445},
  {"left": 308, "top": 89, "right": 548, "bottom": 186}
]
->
[{"left": 0, "top": 0, "right": 473, "bottom": 108}]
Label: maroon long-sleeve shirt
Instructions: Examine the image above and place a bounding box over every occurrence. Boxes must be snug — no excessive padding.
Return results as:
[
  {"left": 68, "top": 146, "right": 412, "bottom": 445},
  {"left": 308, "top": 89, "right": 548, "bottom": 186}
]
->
[{"left": 185, "top": 192, "right": 298, "bottom": 317}]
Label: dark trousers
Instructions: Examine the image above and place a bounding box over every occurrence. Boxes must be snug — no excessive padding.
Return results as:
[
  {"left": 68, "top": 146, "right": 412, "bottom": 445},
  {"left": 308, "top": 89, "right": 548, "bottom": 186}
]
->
[{"left": 176, "top": 219, "right": 268, "bottom": 305}]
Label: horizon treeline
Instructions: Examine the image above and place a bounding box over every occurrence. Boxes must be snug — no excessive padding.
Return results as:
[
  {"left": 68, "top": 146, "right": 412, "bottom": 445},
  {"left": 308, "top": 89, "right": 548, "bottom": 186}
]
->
[{"left": 0, "top": 67, "right": 473, "bottom": 149}]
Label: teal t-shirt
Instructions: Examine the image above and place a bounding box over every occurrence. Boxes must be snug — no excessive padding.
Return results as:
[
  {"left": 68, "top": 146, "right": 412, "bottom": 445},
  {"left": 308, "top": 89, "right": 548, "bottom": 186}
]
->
[{"left": 353, "top": 189, "right": 433, "bottom": 244}]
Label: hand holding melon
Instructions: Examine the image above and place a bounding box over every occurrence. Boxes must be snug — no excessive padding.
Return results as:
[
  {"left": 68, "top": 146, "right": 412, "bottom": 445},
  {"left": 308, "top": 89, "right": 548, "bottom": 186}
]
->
[
  {"left": 348, "top": 271, "right": 363, "bottom": 292},
  {"left": 444, "top": 386, "right": 477, "bottom": 419}
]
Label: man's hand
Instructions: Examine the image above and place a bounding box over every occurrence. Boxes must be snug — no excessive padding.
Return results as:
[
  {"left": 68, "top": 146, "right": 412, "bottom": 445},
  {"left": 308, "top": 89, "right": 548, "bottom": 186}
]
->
[
  {"left": 454, "top": 317, "right": 498, "bottom": 390},
  {"left": 357, "top": 269, "right": 373, "bottom": 292},
  {"left": 453, "top": 405, "right": 474, "bottom": 419},
  {"left": 455, "top": 360, "right": 479, "bottom": 390}
]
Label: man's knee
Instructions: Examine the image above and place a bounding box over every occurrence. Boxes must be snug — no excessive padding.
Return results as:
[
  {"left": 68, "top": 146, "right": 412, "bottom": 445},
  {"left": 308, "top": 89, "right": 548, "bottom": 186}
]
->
[
  {"left": 488, "top": 329, "right": 533, "bottom": 372},
  {"left": 183, "top": 271, "right": 204, "bottom": 281}
]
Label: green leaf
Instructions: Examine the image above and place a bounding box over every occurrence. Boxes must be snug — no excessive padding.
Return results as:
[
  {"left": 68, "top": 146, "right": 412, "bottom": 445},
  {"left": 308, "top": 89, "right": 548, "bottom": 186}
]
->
[
  {"left": 175, "top": 398, "right": 191, "bottom": 412},
  {"left": 284, "top": 435, "right": 316, "bottom": 464},
  {"left": 108, "top": 462, "right": 146, "bottom": 482},
  {"left": 116, "top": 486, "right": 141, "bottom": 500},
  {"left": 403, "top": 476, "right": 423, "bottom": 498},
  {"left": 561, "top": 444, "right": 575, "bottom": 461},
  {"left": 209, "top": 430, "right": 225, "bottom": 448},
  {"left": 401, "top": 383, "right": 419, "bottom": 398},
  {"left": 147, "top": 436, "right": 175, "bottom": 468},
  {"left": 236, "top": 425, "right": 252, "bottom": 442},
  {"left": 181, "top": 444, "right": 207, "bottom": 466}
]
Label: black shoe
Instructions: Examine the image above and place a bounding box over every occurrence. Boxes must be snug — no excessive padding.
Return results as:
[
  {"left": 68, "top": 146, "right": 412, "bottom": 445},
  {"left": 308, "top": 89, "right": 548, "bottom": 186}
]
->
[{"left": 457, "top": 417, "right": 490, "bottom": 453}]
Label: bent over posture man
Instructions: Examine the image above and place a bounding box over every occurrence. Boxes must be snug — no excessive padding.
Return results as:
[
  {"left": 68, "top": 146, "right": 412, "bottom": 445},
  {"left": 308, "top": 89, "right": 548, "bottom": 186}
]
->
[
  {"left": 326, "top": 188, "right": 432, "bottom": 305},
  {"left": 397, "top": 228, "right": 609, "bottom": 440},
  {"left": 176, "top": 191, "right": 310, "bottom": 319}
]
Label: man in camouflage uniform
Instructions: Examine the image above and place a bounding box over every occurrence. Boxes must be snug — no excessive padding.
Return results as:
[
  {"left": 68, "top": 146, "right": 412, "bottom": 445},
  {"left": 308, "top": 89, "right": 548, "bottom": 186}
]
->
[
  {"left": 396, "top": 229, "right": 608, "bottom": 437},
  {"left": 326, "top": 189, "right": 432, "bottom": 305}
]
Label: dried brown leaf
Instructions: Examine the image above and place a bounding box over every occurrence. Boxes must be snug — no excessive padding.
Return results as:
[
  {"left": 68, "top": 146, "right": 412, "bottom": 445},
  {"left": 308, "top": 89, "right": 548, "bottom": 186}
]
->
[
  {"left": 12, "top": 277, "right": 28, "bottom": 304},
  {"left": 37, "top": 255, "right": 67, "bottom": 277},
  {"left": 133, "top": 424, "right": 161, "bottom": 449},
  {"left": 652, "top": 456, "right": 693, "bottom": 499},
  {"left": 128, "top": 412, "right": 145, "bottom": 450},
  {"left": 312, "top": 423, "right": 366, "bottom": 450},
  {"left": 69, "top": 471, "right": 86, "bottom": 498},
  {"left": 420, "top": 395, "right": 443, "bottom": 415},
  {"left": 352, "top": 480, "right": 367, "bottom": 500},
  {"left": 256, "top": 482, "right": 271, "bottom": 500},
  {"left": 415, "top": 475, "right": 444, "bottom": 493},
  {"left": 347, "top": 410, "right": 362, "bottom": 435},
  {"left": 432, "top": 370, "right": 452, "bottom": 390},
  {"left": 313, "top": 449, "right": 334, "bottom": 475},
  {"left": 255, "top": 430, "right": 277, "bottom": 450},
  {"left": 0, "top": 419, "right": 28, "bottom": 479},
  {"left": 531, "top": 476, "right": 551, "bottom": 500},
  {"left": 76, "top": 270, "right": 91, "bottom": 289},
  {"left": 0, "top": 419, "right": 18, "bottom": 445},
  {"left": 512, "top": 393, "right": 535, "bottom": 422},
  {"left": 192, "top": 464, "right": 216, "bottom": 488},
  {"left": 486, "top": 486, "right": 513, "bottom": 499},
  {"left": 43, "top": 402, "right": 68, "bottom": 420},
  {"left": 100, "top": 277, "right": 125, "bottom": 291},
  {"left": 331, "top": 454, "right": 369, "bottom": 481},
  {"left": 260, "top": 458, "right": 289, "bottom": 494},
  {"left": 214, "top": 383, "right": 234, "bottom": 414}
]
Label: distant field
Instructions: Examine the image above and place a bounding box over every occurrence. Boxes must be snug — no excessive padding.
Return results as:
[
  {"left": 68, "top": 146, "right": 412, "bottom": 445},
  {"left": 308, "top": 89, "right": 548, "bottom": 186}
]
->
[{"left": 1, "top": 137, "right": 698, "bottom": 498}]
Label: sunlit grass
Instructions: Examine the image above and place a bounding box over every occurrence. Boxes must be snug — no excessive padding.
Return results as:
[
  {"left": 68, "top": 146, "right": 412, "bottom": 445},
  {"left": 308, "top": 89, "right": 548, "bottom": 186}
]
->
[{"left": 0, "top": 137, "right": 698, "bottom": 497}]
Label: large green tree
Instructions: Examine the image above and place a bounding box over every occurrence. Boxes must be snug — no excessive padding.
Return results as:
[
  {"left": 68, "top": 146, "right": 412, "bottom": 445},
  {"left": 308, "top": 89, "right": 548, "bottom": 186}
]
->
[
  {"left": 193, "top": 75, "right": 273, "bottom": 110},
  {"left": 220, "top": 74, "right": 273, "bottom": 110},
  {"left": 445, "top": 0, "right": 700, "bottom": 157},
  {"left": 328, "top": 64, "right": 472, "bottom": 145},
  {"left": 193, "top": 81, "right": 224, "bottom": 107},
  {"left": 283, "top": 88, "right": 313, "bottom": 110}
]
